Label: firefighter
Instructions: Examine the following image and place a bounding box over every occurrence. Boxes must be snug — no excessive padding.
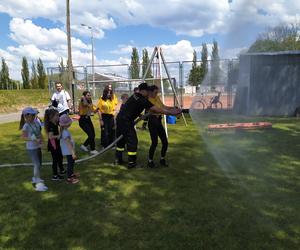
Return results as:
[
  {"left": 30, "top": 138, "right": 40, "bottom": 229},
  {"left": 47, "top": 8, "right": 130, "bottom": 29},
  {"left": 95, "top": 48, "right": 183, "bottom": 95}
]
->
[{"left": 115, "top": 82, "right": 181, "bottom": 169}]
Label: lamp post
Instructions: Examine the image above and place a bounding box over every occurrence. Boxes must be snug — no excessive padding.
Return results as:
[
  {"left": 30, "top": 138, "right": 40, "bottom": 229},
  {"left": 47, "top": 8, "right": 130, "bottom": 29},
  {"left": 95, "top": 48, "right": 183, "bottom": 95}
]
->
[{"left": 81, "top": 23, "right": 95, "bottom": 97}]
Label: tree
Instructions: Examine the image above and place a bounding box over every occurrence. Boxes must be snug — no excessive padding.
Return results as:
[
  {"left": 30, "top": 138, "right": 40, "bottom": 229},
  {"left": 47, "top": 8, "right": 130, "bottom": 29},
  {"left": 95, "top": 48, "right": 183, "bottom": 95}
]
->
[
  {"left": 210, "top": 40, "right": 221, "bottom": 86},
  {"left": 21, "top": 56, "right": 30, "bottom": 89},
  {"left": 58, "top": 57, "right": 68, "bottom": 85},
  {"left": 201, "top": 43, "right": 208, "bottom": 76},
  {"left": 37, "top": 58, "right": 47, "bottom": 89},
  {"left": 142, "top": 49, "right": 153, "bottom": 79},
  {"left": 58, "top": 57, "right": 65, "bottom": 80},
  {"left": 0, "top": 58, "right": 10, "bottom": 90},
  {"left": 188, "top": 50, "right": 202, "bottom": 86},
  {"left": 248, "top": 22, "right": 300, "bottom": 52},
  {"left": 30, "top": 61, "right": 38, "bottom": 89},
  {"left": 130, "top": 47, "right": 140, "bottom": 79}
]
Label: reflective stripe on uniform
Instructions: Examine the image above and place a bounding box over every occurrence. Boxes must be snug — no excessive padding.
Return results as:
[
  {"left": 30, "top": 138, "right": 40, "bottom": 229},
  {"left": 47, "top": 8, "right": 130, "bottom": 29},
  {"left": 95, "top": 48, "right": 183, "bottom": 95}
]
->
[
  {"left": 128, "top": 151, "right": 137, "bottom": 156},
  {"left": 116, "top": 147, "right": 125, "bottom": 152}
]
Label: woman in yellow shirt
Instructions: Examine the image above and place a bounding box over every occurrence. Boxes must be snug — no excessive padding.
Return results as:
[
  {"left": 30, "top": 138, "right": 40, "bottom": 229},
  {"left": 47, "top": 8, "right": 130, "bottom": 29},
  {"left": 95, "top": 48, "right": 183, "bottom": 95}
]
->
[
  {"left": 96, "top": 88, "right": 117, "bottom": 148},
  {"left": 78, "top": 91, "right": 98, "bottom": 154}
]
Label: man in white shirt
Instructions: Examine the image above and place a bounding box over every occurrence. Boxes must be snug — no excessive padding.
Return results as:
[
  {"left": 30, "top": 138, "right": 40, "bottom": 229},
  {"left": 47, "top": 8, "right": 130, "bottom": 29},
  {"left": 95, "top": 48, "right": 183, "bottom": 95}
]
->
[{"left": 51, "top": 82, "right": 72, "bottom": 116}]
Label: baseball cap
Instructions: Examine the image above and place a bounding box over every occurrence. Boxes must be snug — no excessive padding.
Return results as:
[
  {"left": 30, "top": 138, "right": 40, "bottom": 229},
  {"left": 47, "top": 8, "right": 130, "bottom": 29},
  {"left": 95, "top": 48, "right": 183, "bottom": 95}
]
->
[
  {"left": 22, "top": 107, "right": 39, "bottom": 115},
  {"left": 59, "top": 114, "right": 72, "bottom": 126}
]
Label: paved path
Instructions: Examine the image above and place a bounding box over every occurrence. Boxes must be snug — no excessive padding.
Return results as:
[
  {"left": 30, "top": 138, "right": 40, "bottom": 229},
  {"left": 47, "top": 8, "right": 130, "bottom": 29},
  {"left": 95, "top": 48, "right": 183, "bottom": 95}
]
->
[
  {"left": 0, "top": 108, "right": 47, "bottom": 124},
  {"left": 0, "top": 112, "right": 22, "bottom": 124}
]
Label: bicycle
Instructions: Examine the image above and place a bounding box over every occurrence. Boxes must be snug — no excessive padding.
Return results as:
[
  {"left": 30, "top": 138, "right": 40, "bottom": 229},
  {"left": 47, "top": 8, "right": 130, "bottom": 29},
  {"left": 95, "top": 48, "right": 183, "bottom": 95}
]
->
[{"left": 191, "top": 92, "right": 223, "bottom": 110}]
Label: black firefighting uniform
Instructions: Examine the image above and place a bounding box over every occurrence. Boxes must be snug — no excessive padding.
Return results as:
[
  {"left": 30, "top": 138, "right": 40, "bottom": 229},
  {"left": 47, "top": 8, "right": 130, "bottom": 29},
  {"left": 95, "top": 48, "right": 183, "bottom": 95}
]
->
[{"left": 116, "top": 93, "right": 153, "bottom": 165}]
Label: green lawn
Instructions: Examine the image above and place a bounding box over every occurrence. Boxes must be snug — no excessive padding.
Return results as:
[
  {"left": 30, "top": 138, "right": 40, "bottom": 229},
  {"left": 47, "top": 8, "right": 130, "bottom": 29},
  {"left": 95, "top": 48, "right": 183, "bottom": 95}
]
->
[
  {"left": 1, "top": 114, "right": 300, "bottom": 249},
  {"left": 0, "top": 89, "right": 49, "bottom": 113}
]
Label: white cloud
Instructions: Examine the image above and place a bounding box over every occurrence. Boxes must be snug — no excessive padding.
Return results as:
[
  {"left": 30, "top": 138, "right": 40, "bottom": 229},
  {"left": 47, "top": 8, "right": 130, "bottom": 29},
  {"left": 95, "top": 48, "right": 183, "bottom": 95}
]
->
[
  {"left": 0, "top": 0, "right": 59, "bottom": 19},
  {"left": 7, "top": 45, "right": 58, "bottom": 62},
  {"left": 1, "top": 0, "right": 300, "bottom": 39},
  {"left": 110, "top": 45, "right": 134, "bottom": 55},
  {"left": 9, "top": 18, "right": 89, "bottom": 50}
]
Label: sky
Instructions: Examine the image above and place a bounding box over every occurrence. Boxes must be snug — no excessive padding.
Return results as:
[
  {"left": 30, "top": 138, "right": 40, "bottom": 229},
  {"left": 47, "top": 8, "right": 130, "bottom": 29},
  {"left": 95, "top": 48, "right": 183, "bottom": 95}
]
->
[{"left": 0, "top": 0, "right": 299, "bottom": 79}]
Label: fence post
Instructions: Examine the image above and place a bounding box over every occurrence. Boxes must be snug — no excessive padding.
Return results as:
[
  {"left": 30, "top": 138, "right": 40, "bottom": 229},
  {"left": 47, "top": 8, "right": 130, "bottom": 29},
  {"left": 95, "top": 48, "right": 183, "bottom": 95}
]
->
[
  {"left": 179, "top": 62, "right": 184, "bottom": 108},
  {"left": 128, "top": 65, "right": 132, "bottom": 94},
  {"left": 84, "top": 66, "right": 88, "bottom": 91}
]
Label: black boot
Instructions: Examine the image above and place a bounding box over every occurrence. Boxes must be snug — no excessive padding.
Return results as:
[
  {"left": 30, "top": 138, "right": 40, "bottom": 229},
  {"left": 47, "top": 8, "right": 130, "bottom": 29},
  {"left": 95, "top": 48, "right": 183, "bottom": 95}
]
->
[
  {"left": 128, "top": 154, "right": 137, "bottom": 169},
  {"left": 115, "top": 150, "right": 124, "bottom": 165},
  {"left": 160, "top": 158, "right": 168, "bottom": 167},
  {"left": 147, "top": 160, "right": 156, "bottom": 168}
]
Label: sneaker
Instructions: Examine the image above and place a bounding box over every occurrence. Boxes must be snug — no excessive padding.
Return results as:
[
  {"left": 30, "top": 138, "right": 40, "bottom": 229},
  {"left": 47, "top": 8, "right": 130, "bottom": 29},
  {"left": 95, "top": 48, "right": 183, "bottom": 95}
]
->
[
  {"left": 67, "top": 177, "right": 79, "bottom": 184},
  {"left": 52, "top": 175, "right": 64, "bottom": 181},
  {"left": 90, "top": 150, "right": 99, "bottom": 155},
  {"left": 147, "top": 160, "right": 156, "bottom": 168},
  {"left": 71, "top": 172, "right": 80, "bottom": 178},
  {"left": 80, "top": 145, "right": 89, "bottom": 152},
  {"left": 160, "top": 159, "right": 169, "bottom": 167},
  {"left": 35, "top": 182, "right": 48, "bottom": 191},
  {"left": 59, "top": 169, "right": 66, "bottom": 175}
]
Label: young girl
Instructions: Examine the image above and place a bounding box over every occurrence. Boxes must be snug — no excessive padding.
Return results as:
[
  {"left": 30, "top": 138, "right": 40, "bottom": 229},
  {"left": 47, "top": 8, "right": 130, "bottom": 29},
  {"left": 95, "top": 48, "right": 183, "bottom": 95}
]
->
[
  {"left": 44, "top": 108, "right": 65, "bottom": 181},
  {"left": 20, "top": 107, "right": 47, "bottom": 190},
  {"left": 120, "top": 93, "right": 129, "bottom": 110},
  {"left": 59, "top": 114, "right": 79, "bottom": 184}
]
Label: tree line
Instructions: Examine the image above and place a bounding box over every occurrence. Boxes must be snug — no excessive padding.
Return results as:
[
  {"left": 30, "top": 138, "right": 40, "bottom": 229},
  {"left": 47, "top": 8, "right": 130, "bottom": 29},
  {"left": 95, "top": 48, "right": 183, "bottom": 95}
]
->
[
  {"left": 129, "top": 48, "right": 153, "bottom": 79},
  {"left": 129, "top": 41, "right": 221, "bottom": 88},
  {"left": 248, "top": 22, "right": 300, "bottom": 53},
  {"left": 188, "top": 40, "right": 221, "bottom": 87},
  {"left": 0, "top": 57, "right": 47, "bottom": 90}
]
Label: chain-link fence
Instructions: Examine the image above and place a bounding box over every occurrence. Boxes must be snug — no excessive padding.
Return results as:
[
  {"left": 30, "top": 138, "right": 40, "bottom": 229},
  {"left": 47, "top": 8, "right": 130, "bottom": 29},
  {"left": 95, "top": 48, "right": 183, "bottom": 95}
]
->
[{"left": 47, "top": 59, "right": 239, "bottom": 111}]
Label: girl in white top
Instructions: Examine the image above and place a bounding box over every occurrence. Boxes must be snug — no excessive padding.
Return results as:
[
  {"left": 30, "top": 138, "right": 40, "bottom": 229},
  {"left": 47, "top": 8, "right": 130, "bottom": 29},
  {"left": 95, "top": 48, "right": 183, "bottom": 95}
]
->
[{"left": 19, "top": 107, "right": 48, "bottom": 191}]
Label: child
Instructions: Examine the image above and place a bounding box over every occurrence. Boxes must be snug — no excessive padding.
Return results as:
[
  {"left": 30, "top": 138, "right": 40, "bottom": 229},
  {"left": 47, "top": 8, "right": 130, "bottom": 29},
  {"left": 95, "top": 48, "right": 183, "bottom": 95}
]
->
[
  {"left": 59, "top": 114, "right": 79, "bottom": 184},
  {"left": 120, "top": 93, "right": 129, "bottom": 110},
  {"left": 44, "top": 108, "right": 65, "bottom": 181},
  {"left": 20, "top": 107, "right": 47, "bottom": 191}
]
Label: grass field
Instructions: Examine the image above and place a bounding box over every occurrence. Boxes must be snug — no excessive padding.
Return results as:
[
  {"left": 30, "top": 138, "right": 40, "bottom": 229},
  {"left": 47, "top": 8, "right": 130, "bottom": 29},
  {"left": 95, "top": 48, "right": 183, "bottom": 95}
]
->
[
  {"left": 1, "top": 115, "right": 300, "bottom": 249},
  {"left": 0, "top": 89, "right": 49, "bottom": 113}
]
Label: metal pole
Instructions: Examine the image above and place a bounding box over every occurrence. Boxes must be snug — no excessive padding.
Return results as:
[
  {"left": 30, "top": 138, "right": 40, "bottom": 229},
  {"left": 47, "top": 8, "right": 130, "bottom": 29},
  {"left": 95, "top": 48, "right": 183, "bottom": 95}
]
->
[
  {"left": 81, "top": 24, "right": 95, "bottom": 97},
  {"left": 158, "top": 48, "right": 168, "bottom": 138},
  {"left": 66, "top": 0, "right": 74, "bottom": 108},
  {"left": 84, "top": 66, "right": 88, "bottom": 90},
  {"left": 179, "top": 63, "right": 184, "bottom": 108},
  {"left": 160, "top": 48, "right": 188, "bottom": 126},
  {"left": 142, "top": 47, "right": 158, "bottom": 81},
  {"left": 91, "top": 28, "right": 95, "bottom": 97}
]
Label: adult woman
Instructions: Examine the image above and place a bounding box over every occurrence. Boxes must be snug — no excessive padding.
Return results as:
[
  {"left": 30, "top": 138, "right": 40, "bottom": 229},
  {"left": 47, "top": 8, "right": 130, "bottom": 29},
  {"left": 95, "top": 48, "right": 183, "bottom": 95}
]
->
[
  {"left": 96, "top": 88, "right": 117, "bottom": 148},
  {"left": 106, "top": 84, "right": 118, "bottom": 109},
  {"left": 147, "top": 85, "right": 175, "bottom": 168},
  {"left": 78, "top": 91, "right": 98, "bottom": 154}
]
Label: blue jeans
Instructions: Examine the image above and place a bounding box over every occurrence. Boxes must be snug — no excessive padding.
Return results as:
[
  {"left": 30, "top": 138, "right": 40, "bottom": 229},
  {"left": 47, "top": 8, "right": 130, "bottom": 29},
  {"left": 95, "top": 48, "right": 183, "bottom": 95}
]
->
[{"left": 27, "top": 148, "right": 42, "bottom": 182}]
